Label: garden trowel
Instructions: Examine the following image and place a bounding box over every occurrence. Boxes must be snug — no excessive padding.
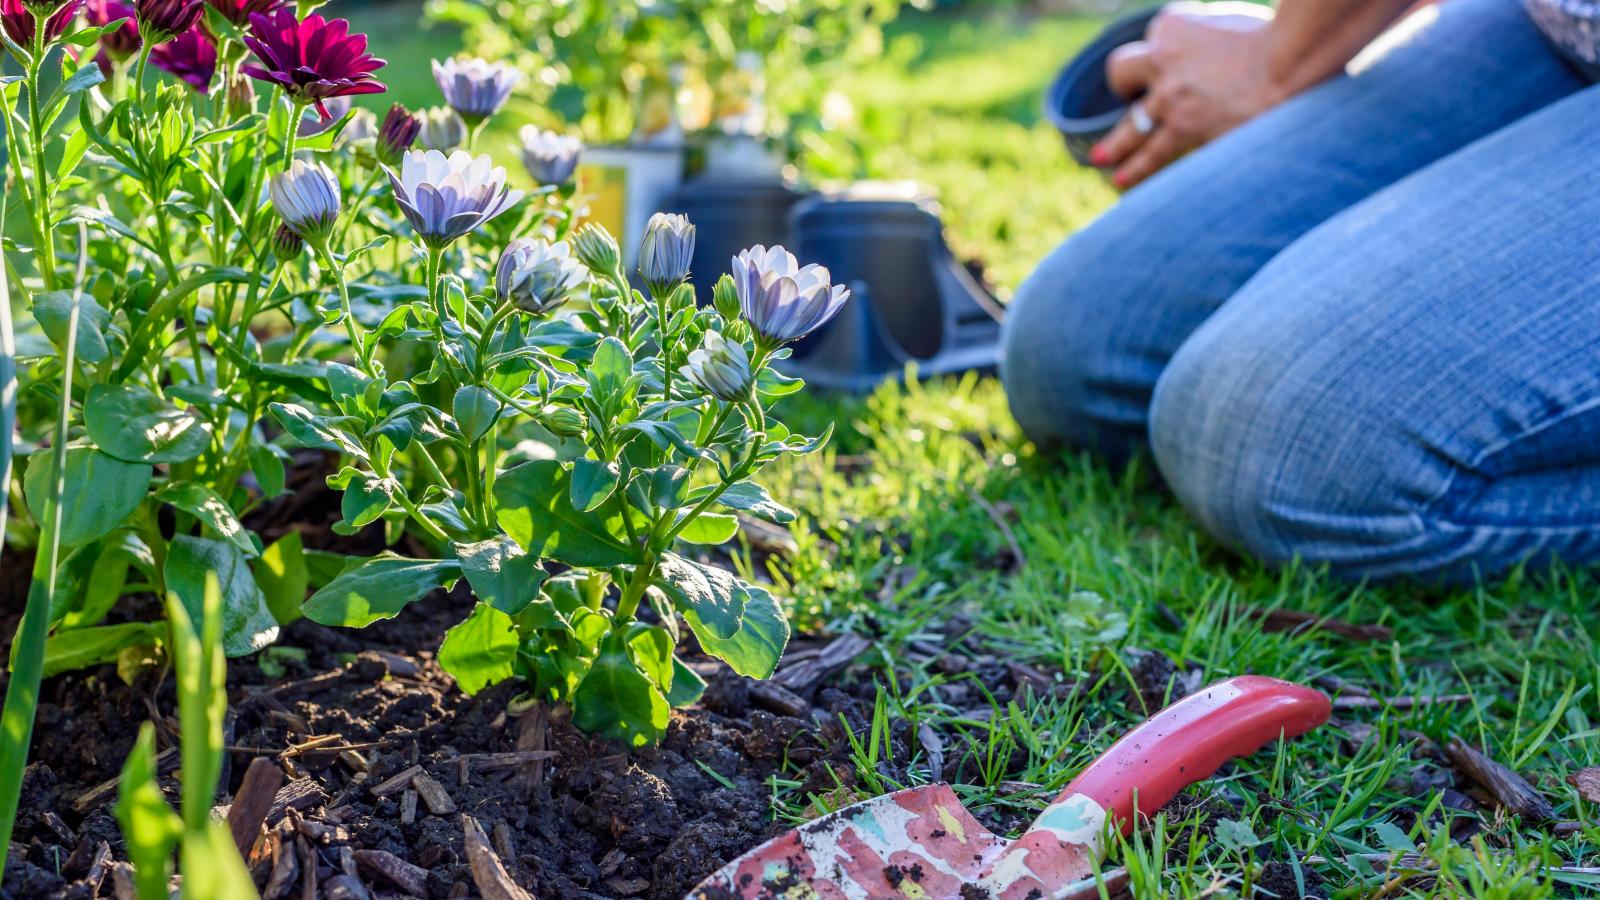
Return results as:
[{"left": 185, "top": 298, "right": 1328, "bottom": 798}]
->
[{"left": 687, "top": 675, "right": 1330, "bottom": 899}]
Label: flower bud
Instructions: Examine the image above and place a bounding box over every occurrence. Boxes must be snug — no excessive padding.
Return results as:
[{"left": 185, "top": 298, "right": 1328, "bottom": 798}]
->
[
  {"left": 496, "top": 238, "right": 587, "bottom": 315},
  {"left": 271, "top": 223, "right": 304, "bottom": 262},
  {"left": 416, "top": 106, "right": 466, "bottom": 152},
  {"left": 638, "top": 212, "right": 694, "bottom": 296},
  {"left": 376, "top": 103, "right": 420, "bottom": 168},
  {"left": 135, "top": 0, "right": 203, "bottom": 42},
  {"left": 540, "top": 405, "right": 585, "bottom": 438},
  {"left": 269, "top": 159, "right": 341, "bottom": 245},
  {"left": 682, "top": 332, "right": 752, "bottom": 402},
  {"left": 572, "top": 224, "right": 620, "bottom": 275},
  {"left": 712, "top": 273, "right": 740, "bottom": 321},
  {"left": 226, "top": 72, "right": 256, "bottom": 117}
]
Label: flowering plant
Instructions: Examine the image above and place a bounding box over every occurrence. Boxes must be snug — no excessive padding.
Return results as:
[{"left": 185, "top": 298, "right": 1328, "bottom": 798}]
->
[{"left": 0, "top": 11, "right": 841, "bottom": 826}]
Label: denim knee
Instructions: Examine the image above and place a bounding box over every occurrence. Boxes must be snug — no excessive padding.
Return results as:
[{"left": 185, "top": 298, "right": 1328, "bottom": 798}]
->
[
  {"left": 1149, "top": 298, "right": 1439, "bottom": 581},
  {"left": 1002, "top": 208, "right": 1229, "bottom": 461}
]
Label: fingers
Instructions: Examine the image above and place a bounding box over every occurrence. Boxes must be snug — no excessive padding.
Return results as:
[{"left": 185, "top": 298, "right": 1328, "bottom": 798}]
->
[
  {"left": 1106, "top": 41, "right": 1155, "bottom": 99},
  {"left": 1112, "top": 127, "right": 1189, "bottom": 190},
  {"left": 1090, "top": 113, "right": 1146, "bottom": 169}
]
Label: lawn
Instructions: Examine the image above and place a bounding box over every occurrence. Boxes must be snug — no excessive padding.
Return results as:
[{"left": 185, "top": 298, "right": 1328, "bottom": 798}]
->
[{"left": 337, "top": 0, "right": 1600, "bottom": 895}]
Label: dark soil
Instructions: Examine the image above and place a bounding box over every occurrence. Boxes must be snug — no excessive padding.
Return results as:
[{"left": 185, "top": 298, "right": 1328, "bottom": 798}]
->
[
  {"left": 0, "top": 454, "right": 882, "bottom": 900},
  {"left": 0, "top": 580, "right": 818, "bottom": 900}
]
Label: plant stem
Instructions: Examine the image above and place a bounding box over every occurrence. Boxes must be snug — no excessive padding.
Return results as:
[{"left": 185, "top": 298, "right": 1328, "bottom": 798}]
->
[
  {"left": 315, "top": 243, "right": 370, "bottom": 374},
  {"left": 425, "top": 245, "right": 447, "bottom": 333},
  {"left": 334, "top": 167, "right": 384, "bottom": 248},
  {"left": 25, "top": 18, "right": 56, "bottom": 290},
  {"left": 613, "top": 555, "right": 658, "bottom": 624}
]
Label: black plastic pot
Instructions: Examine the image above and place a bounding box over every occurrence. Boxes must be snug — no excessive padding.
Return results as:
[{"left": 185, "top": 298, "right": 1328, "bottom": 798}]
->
[
  {"left": 1044, "top": 7, "right": 1159, "bottom": 166},
  {"left": 782, "top": 187, "right": 1004, "bottom": 392},
  {"left": 663, "top": 176, "right": 813, "bottom": 299}
]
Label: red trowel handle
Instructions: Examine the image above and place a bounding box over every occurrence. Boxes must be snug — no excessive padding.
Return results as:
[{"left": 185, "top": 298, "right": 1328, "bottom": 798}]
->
[{"left": 1061, "top": 675, "right": 1329, "bottom": 835}]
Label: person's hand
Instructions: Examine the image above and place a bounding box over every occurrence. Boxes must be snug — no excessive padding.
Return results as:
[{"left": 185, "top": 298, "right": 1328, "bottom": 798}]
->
[{"left": 1090, "top": 2, "right": 1283, "bottom": 189}]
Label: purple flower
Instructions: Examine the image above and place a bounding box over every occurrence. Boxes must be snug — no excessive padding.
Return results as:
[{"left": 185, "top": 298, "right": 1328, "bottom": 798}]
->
[
  {"left": 242, "top": 8, "right": 386, "bottom": 119},
  {"left": 1, "top": 0, "right": 84, "bottom": 48},
  {"left": 375, "top": 103, "right": 420, "bottom": 167},
  {"left": 431, "top": 56, "right": 519, "bottom": 126},
  {"left": 202, "top": 0, "right": 277, "bottom": 27},
  {"left": 296, "top": 94, "right": 348, "bottom": 136},
  {"left": 386, "top": 149, "right": 522, "bottom": 249},
  {"left": 149, "top": 22, "right": 215, "bottom": 93},
  {"left": 135, "top": 0, "right": 201, "bottom": 41},
  {"left": 85, "top": 0, "right": 139, "bottom": 58},
  {"left": 731, "top": 244, "right": 850, "bottom": 344},
  {"left": 639, "top": 212, "right": 694, "bottom": 294}
]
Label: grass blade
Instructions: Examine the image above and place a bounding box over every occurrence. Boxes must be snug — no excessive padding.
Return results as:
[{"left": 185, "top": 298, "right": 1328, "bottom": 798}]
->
[{"left": 0, "top": 224, "right": 89, "bottom": 874}]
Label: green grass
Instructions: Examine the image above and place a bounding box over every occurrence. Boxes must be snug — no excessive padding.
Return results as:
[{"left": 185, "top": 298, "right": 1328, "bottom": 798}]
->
[{"left": 337, "top": 2, "right": 1600, "bottom": 894}]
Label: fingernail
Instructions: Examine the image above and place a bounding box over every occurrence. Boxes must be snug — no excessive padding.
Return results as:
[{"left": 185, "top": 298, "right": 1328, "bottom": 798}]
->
[
  {"left": 1089, "top": 144, "right": 1109, "bottom": 166},
  {"left": 1112, "top": 171, "right": 1130, "bottom": 188}
]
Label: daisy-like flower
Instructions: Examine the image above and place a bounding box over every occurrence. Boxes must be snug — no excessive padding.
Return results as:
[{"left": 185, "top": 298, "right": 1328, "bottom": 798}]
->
[
  {"left": 270, "top": 159, "right": 341, "bottom": 244},
  {"left": 638, "top": 212, "right": 694, "bottom": 295},
  {"left": 86, "top": 0, "right": 139, "bottom": 59},
  {"left": 135, "top": 0, "right": 202, "bottom": 42},
  {"left": 202, "top": 0, "right": 277, "bottom": 26},
  {"left": 242, "top": 7, "right": 385, "bottom": 119},
  {"left": 387, "top": 149, "right": 523, "bottom": 249},
  {"left": 518, "top": 126, "right": 581, "bottom": 187},
  {"left": 1, "top": 0, "right": 83, "bottom": 48},
  {"left": 417, "top": 106, "right": 465, "bottom": 152},
  {"left": 432, "top": 56, "right": 520, "bottom": 127},
  {"left": 731, "top": 244, "right": 850, "bottom": 344},
  {"left": 682, "top": 332, "right": 752, "bottom": 402},
  {"left": 375, "top": 104, "right": 420, "bottom": 167},
  {"left": 149, "top": 22, "right": 215, "bottom": 93},
  {"left": 495, "top": 238, "right": 587, "bottom": 315}
]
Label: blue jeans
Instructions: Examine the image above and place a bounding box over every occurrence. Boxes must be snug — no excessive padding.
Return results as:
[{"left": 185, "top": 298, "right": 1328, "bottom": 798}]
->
[{"left": 1002, "top": 0, "right": 1600, "bottom": 581}]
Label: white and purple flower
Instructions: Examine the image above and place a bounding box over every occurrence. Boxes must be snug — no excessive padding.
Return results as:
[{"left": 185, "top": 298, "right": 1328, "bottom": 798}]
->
[
  {"left": 496, "top": 238, "right": 587, "bottom": 315},
  {"left": 731, "top": 244, "right": 850, "bottom": 344},
  {"left": 432, "top": 56, "right": 521, "bottom": 126},
  {"left": 518, "top": 126, "right": 582, "bottom": 187},
  {"left": 269, "top": 159, "right": 341, "bottom": 244},
  {"left": 682, "top": 332, "right": 752, "bottom": 401},
  {"left": 386, "top": 149, "right": 523, "bottom": 249}
]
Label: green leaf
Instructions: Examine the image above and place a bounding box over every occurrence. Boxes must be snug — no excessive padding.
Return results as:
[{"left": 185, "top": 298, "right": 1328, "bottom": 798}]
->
[
  {"left": 454, "top": 536, "right": 547, "bottom": 616},
  {"left": 626, "top": 624, "right": 674, "bottom": 694},
  {"left": 681, "top": 578, "right": 788, "bottom": 678},
  {"left": 256, "top": 532, "right": 309, "bottom": 625},
  {"left": 1371, "top": 821, "right": 1416, "bottom": 854},
  {"left": 86, "top": 385, "right": 212, "bottom": 465},
  {"left": 115, "top": 724, "right": 182, "bottom": 900},
  {"left": 300, "top": 555, "right": 460, "bottom": 628},
  {"left": 654, "top": 552, "right": 748, "bottom": 640},
  {"left": 268, "top": 402, "right": 368, "bottom": 460},
  {"left": 24, "top": 447, "right": 150, "bottom": 548},
  {"left": 32, "top": 290, "right": 110, "bottom": 364},
  {"left": 572, "top": 632, "right": 670, "bottom": 747},
  {"left": 570, "top": 458, "right": 619, "bottom": 512},
  {"left": 585, "top": 336, "right": 632, "bottom": 402},
  {"left": 164, "top": 536, "right": 279, "bottom": 658},
  {"left": 647, "top": 465, "right": 689, "bottom": 510},
  {"left": 1213, "top": 818, "right": 1262, "bottom": 855},
  {"left": 61, "top": 532, "right": 154, "bottom": 630},
  {"left": 709, "top": 480, "right": 796, "bottom": 524},
  {"left": 494, "top": 460, "right": 637, "bottom": 567},
  {"left": 674, "top": 511, "right": 739, "bottom": 546},
  {"left": 42, "top": 622, "right": 164, "bottom": 678},
  {"left": 337, "top": 473, "right": 395, "bottom": 533},
  {"left": 155, "top": 483, "right": 253, "bottom": 556},
  {"left": 665, "top": 657, "right": 707, "bottom": 708},
  {"left": 453, "top": 385, "right": 500, "bottom": 444},
  {"left": 248, "top": 443, "right": 287, "bottom": 499},
  {"left": 437, "top": 602, "right": 518, "bottom": 695}
]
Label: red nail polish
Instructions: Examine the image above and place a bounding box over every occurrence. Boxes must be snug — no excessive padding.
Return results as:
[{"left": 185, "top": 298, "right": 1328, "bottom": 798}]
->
[
  {"left": 1112, "top": 172, "right": 1130, "bottom": 188},
  {"left": 1090, "top": 144, "right": 1108, "bottom": 166}
]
